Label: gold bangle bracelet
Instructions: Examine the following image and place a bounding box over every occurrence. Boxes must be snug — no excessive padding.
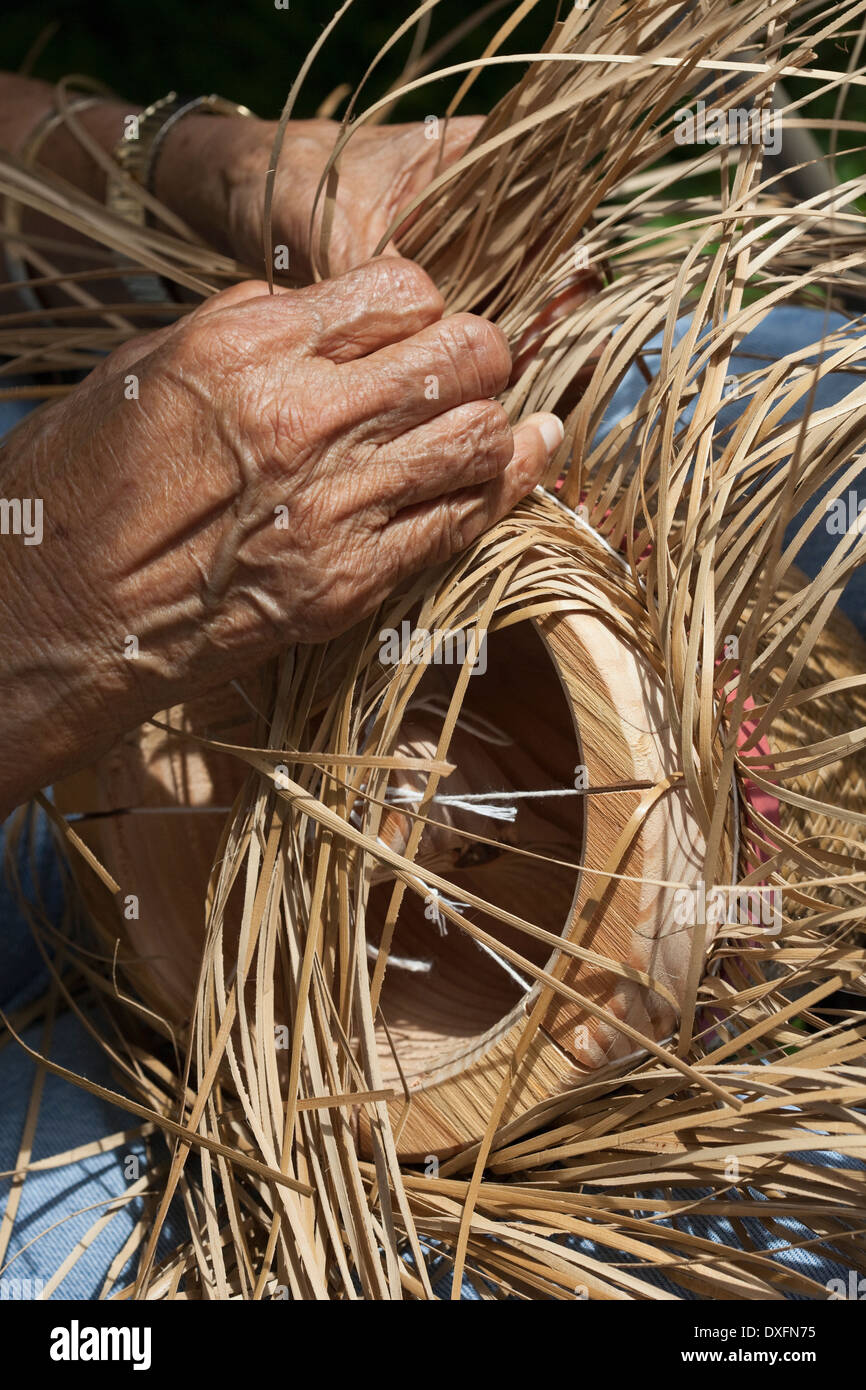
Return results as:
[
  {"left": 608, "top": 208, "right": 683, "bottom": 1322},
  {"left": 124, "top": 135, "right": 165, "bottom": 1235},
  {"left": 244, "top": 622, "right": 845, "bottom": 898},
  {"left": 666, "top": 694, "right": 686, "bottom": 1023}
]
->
[{"left": 105, "top": 91, "right": 256, "bottom": 304}]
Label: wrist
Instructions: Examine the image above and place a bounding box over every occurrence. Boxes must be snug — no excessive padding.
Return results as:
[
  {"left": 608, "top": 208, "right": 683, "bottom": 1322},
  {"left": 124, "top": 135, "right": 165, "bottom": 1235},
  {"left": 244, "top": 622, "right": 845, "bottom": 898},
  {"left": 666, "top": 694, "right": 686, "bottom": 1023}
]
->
[
  {"left": 0, "top": 415, "right": 138, "bottom": 816},
  {"left": 154, "top": 114, "right": 336, "bottom": 274},
  {"left": 0, "top": 561, "right": 131, "bottom": 819},
  {"left": 37, "top": 97, "right": 136, "bottom": 203},
  {"left": 153, "top": 112, "right": 277, "bottom": 264}
]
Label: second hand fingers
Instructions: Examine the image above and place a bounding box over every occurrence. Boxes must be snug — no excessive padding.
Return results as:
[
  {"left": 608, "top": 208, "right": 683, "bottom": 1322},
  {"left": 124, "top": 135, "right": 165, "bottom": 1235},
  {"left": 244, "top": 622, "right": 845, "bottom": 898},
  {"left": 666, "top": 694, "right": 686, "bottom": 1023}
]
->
[
  {"left": 374, "top": 412, "right": 564, "bottom": 580},
  {"left": 344, "top": 312, "right": 512, "bottom": 440},
  {"left": 362, "top": 399, "right": 513, "bottom": 515}
]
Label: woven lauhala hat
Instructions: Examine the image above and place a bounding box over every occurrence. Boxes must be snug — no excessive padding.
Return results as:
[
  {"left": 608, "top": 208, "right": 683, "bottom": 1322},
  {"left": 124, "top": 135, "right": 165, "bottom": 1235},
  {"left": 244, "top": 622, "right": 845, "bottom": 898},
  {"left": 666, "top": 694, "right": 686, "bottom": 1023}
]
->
[{"left": 6, "top": 0, "right": 866, "bottom": 1299}]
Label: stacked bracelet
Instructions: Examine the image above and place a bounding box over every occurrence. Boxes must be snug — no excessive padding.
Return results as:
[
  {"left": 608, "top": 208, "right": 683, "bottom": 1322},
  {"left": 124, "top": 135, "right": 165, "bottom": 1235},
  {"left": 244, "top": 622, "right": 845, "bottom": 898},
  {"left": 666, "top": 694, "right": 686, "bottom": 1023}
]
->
[
  {"left": 144, "top": 94, "right": 256, "bottom": 195},
  {"left": 3, "top": 88, "right": 257, "bottom": 316},
  {"left": 106, "top": 91, "right": 256, "bottom": 304}
]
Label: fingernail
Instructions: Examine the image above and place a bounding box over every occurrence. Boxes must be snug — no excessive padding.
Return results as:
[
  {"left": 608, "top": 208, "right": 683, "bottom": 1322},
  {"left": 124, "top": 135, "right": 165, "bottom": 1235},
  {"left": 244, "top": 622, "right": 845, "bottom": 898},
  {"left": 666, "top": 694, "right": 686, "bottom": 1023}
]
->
[{"left": 531, "top": 412, "right": 565, "bottom": 456}]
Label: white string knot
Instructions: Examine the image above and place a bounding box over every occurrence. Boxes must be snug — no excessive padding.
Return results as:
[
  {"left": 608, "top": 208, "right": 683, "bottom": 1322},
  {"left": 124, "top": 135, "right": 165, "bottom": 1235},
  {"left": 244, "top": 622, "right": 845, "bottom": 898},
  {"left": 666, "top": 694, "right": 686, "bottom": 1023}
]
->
[{"left": 423, "top": 889, "right": 471, "bottom": 936}]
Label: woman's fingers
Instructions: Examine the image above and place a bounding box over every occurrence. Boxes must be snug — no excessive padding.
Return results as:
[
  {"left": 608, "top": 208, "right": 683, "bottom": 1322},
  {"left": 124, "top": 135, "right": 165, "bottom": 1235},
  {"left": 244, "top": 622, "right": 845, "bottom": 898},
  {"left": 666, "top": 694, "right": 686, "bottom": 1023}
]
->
[
  {"left": 377, "top": 412, "right": 563, "bottom": 575},
  {"left": 176, "top": 260, "right": 445, "bottom": 365},
  {"left": 301, "top": 257, "right": 445, "bottom": 362},
  {"left": 165, "top": 261, "right": 506, "bottom": 455},
  {"left": 345, "top": 310, "right": 513, "bottom": 439},
  {"left": 362, "top": 399, "right": 514, "bottom": 513}
]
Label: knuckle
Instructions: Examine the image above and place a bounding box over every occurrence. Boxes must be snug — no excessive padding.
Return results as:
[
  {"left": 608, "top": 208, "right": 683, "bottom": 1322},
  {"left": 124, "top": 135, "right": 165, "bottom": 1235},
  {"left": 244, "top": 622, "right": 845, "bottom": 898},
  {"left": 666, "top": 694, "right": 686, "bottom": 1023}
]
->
[
  {"left": 173, "top": 314, "right": 216, "bottom": 368},
  {"left": 440, "top": 313, "right": 512, "bottom": 394},
  {"left": 440, "top": 500, "right": 466, "bottom": 560},
  {"left": 171, "top": 314, "right": 253, "bottom": 379},
  {"left": 463, "top": 399, "right": 513, "bottom": 463},
  {"left": 211, "top": 279, "right": 272, "bottom": 309},
  {"left": 232, "top": 277, "right": 271, "bottom": 298},
  {"left": 365, "top": 256, "right": 443, "bottom": 315}
]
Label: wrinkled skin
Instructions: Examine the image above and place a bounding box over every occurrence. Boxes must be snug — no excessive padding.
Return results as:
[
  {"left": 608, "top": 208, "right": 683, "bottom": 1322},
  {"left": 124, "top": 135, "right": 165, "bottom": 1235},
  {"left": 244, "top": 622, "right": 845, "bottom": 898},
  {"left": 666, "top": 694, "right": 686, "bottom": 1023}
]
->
[
  {"left": 161, "top": 116, "right": 484, "bottom": 279},
  {"left": 0, "top": 258, "right": 561, "bottom": 818}
]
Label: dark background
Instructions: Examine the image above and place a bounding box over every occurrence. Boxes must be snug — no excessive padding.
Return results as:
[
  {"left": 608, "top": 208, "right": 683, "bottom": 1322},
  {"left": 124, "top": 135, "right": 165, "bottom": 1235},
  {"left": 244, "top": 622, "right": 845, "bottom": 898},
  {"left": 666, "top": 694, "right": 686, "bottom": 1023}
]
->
[
  {"left": 1, "top": 0, "right": 555, "bottom": 121},
  {"left": 2, "top": 3, "right": 862, "bottom": 175}
]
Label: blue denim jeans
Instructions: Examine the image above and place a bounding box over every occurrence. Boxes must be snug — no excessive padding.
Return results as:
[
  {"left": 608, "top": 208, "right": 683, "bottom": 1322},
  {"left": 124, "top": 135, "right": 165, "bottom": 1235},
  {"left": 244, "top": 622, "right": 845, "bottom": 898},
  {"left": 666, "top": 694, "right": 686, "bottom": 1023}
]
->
[{"left": 1, "top": 308, "right": 863, "bottom": 1297}]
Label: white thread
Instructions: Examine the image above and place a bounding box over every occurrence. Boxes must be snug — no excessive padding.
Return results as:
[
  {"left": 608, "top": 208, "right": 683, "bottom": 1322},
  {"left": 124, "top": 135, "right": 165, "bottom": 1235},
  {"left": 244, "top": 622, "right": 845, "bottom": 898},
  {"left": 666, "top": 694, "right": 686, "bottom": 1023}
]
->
[
  {"left": 419, "top": 885, "right": 531, "bottom": 990},
  {"left": 435, "top": 787, "right": 580, "bottom": 802},
  {"left": 433, "top": 786, "right": 595, "bottom": 821},
  {"left": 431, "top": 795, "right": 517, "bottom": 822},
  {"left": 385, "top": 785, "right": 423, "bottom": 805},
  {"left": 388, "top": 786, "right": 517, "bottom": 824},
  {"left": 471, "top": 936, "right": 532, "bottom": 993},
  {"left": 390, "top": 785, "right": 589, "bottom": 823},
  {"left": 423, "top": 889, "right": 472, "bottom": 936},
  {"left": 366, "top": 941, "right": 432, "bottom": 973},
  {"left": 540, "top": 485, "right": 640, "bottom": 584}
]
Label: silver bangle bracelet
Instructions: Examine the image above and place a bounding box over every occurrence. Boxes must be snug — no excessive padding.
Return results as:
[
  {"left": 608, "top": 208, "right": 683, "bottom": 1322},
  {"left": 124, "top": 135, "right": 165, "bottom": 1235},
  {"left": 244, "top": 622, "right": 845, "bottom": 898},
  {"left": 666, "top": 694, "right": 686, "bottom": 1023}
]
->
[{"left": 144, "top": 94, "right": 256, "bottom": 198}]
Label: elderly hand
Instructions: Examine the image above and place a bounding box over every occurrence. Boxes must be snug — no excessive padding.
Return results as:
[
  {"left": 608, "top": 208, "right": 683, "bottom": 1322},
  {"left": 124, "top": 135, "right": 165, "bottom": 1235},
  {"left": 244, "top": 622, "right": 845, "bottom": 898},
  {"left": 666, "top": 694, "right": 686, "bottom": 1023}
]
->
[
  {"left": 0, "top": 258, "right": 562, "bottom": 818},
  {"left": 156, "top": 114, "right": 483, "bottom": 279},
  {"left": 0, "top": 80, "right": 480, "bottom": 282}
]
